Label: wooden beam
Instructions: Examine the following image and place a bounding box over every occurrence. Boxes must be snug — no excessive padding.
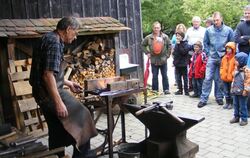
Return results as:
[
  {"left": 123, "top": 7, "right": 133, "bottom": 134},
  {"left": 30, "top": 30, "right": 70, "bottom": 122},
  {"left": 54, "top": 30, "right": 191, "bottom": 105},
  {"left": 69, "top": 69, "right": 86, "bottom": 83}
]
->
[{"left": 7, "top": 38, "right": 15, "bottom": 60}]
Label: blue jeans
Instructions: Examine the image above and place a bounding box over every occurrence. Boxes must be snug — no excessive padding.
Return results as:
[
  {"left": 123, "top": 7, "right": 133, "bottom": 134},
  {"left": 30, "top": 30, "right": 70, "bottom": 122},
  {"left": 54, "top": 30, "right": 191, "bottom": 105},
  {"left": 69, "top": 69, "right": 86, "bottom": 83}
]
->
[
  {"left": 233, "top": 95, "right": 248, "bottom": 121},
  {"left": 200, "top": 57, "right": 224, "bottom": 103},
  {"left": 151, "top": 63, "right": 169, "bottom": 91},
  {"left": 192, "top": 77, "right": 203, "bottom": 96},
  {"left": 223, "top": 82, "right": 232, "bottom": 100}
]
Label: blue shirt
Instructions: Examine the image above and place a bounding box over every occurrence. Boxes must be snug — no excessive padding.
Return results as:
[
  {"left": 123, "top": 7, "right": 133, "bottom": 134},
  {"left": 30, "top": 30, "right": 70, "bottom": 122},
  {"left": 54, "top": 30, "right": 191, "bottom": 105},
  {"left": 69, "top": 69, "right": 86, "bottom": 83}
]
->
[{"left": 203, "top": 24, "right": 234, "bottom": 58}]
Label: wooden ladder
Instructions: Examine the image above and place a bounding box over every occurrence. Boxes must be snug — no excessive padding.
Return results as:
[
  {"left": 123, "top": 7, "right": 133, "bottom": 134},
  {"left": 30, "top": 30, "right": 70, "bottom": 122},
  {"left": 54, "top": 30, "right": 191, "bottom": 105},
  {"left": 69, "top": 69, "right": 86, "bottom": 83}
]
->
[{"left": 8, "top": 58, "right": 47, "bottom": 137}]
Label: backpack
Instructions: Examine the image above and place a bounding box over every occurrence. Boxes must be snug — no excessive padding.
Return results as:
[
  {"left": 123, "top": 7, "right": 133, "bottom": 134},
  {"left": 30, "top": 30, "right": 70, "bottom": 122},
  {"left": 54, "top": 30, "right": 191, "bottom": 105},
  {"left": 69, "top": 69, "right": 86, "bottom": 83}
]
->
[{"left": 152, "top": 36, "right": 164, "bottom": 55}]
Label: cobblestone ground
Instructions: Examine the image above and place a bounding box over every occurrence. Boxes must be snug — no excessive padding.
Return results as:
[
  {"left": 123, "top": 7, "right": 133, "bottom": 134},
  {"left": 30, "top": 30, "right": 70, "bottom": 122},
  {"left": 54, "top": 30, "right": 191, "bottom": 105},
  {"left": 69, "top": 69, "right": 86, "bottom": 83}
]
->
[
  {"left": 39, "top": 58, "right": 250, "bottom": 158},
  {"left": 43, "top": 88, "right": 249, "bottom": 158}
]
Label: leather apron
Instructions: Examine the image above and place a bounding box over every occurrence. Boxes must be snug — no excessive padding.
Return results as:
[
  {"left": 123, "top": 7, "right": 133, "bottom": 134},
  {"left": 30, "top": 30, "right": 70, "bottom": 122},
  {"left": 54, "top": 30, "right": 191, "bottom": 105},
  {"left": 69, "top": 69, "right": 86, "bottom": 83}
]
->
[{"left": 37, "top": 61, "right": 97, "bottom": 147}]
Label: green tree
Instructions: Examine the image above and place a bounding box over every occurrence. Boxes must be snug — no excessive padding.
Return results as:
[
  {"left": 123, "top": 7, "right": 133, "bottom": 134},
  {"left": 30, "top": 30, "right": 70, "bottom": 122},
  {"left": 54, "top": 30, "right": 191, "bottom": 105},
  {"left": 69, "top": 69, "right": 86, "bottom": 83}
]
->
[
  {"left": 141, "top": 0, "right": 187, "bottom": 36},
  {"left": 141, "top": 0, "right": 249, "bottom": 36},
  {"left": 182, "top": 0, "right": 248, "bottom": 28}
]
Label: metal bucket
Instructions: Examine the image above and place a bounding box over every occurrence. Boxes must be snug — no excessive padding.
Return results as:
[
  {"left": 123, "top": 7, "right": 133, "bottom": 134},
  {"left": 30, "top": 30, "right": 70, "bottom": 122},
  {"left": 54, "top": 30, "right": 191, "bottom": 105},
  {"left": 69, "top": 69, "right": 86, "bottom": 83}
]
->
[{"left": 117, "top": 143, "right": 141, "bottom": 158}]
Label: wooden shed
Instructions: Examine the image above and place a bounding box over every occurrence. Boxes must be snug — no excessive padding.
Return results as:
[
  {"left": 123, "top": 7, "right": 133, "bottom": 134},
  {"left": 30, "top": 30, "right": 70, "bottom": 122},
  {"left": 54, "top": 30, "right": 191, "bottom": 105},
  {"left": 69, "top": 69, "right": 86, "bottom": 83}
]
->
[{"left": 0, "top": 0, "right": 143, "bottom": 125}]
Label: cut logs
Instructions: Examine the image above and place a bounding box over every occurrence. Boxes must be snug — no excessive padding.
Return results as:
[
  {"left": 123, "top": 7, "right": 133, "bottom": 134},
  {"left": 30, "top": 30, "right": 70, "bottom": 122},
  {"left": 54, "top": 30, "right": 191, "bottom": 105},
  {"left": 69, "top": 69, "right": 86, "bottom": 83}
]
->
[{"left": 65, "top": 38, "right": 116, "bottom": 92}]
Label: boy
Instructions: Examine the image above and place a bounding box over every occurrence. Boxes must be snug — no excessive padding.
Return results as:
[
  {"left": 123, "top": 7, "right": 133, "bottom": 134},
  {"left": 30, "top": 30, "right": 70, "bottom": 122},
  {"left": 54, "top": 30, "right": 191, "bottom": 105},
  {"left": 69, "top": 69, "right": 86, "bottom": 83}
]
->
[
  {"left": 220, "top": 42, "right": 236, "bottom": 109},
  {"left": 173, "top": 31, "right": 192, "bottom": 95},
  {"left": 230, "top": 52, "right": 248, "bottom": 126},
  {"left": 188, "top": 41, "right": 207, "bottom": 98}
]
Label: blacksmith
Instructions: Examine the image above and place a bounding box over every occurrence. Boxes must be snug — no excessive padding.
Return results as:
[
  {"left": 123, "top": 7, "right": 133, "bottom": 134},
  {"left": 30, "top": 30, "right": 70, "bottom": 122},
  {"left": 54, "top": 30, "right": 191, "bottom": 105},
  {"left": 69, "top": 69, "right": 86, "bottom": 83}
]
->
[{"left": 30, "top": 17, "right": 97, "bottom": 158}]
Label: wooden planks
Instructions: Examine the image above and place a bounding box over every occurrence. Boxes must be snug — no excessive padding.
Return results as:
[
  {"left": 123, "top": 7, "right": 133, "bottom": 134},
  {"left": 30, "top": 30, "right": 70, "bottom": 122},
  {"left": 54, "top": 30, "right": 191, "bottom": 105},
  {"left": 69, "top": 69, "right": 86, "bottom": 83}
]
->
[
  {"left": 0, "top": 17, "right": 130, "bottom": 38},
  {"left": 84, "top": 76, "right": 124, "bottom": 91},
  {"left": 13, "top": 81, "right": 32, "bottom": 97},
  {"left": 8, "top": 58, "right": 47, "bottom": 136}
]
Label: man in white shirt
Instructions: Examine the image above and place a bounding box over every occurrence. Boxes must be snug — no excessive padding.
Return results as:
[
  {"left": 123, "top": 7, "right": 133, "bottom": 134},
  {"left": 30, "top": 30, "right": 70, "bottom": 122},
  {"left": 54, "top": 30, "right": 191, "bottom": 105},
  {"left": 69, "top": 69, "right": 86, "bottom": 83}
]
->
[{"left": 185, "top": 16, "right": 206, "bottom": 46}]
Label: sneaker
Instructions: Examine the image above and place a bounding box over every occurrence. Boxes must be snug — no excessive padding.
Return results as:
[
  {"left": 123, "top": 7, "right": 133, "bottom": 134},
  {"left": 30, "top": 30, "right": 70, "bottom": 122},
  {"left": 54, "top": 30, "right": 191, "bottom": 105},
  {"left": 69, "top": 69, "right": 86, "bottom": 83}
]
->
[
  {"left": 164, "top": 90, "right": 171, "bottom": 95},
  {"left": 216, "top": 99, "right": 224, "bottom": 105},
  {"left": 197, "top": 101, "right": 207, "bottom": 108},
  {"left": 227, "top": 104, "right": 233, "bottom": 109},
  {"left": 223, "top": 104, "right": 229, "bottom": 109},
  {"left": 229, "top": 117, "right": 239, "bottom": 124},
  {"left": 239, "top": 120, "right": 248, "bottom": 126},
  {"left": 174, "top": 91, "right": 183, "bottom": 95},
  {"left": 184, "top": 92, "right": 189, "bottom": 96}
]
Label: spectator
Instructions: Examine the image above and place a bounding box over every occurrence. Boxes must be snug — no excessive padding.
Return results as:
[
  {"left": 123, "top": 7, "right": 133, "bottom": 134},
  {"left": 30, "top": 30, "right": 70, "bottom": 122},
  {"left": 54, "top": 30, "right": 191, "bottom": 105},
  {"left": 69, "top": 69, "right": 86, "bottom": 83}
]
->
[
  {"left": 171, "top": 23, "right": 187, "bottom": 87},
  {"left": 204, "top": 17, "right": 214, "bottom": 28},
  {"left": 230, "top": 52, "right": 248, "bottom": 126},
  {"left": 234, "top": 5, "right": 250, "bottom": 54},
  {"left": 185, "top": 16, "right": 206, "bottom": 47},
  {"left": 185, "top": 16, "right": 206, "bottom": 92},
  {"left": 234, "top": 4, "right": 250, "bottom": 118},
  {"left": 220, "top": 42, "right": 236, "bottom": 109},
  {"left": 197, "top": 12, "right": 234, "bottom": 108},
  {"left": 171, "top": 23, "right": 187, "bottom": 47},
  {"left": 142, "top": 21, "right": 172, "bottom": 95},
  {"left": 188, "top": 41, "right": 207, "bottom": 98},
  {"left": 173, "top": 31, "right": 193, "bottom": 95}
]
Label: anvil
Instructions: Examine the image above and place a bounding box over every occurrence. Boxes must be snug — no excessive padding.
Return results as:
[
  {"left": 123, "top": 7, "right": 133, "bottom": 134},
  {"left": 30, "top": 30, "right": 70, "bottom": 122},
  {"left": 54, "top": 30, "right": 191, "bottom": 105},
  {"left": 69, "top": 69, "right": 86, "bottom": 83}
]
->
[{"left": 123, "top": 103, "right": 205, "bottom": 158}]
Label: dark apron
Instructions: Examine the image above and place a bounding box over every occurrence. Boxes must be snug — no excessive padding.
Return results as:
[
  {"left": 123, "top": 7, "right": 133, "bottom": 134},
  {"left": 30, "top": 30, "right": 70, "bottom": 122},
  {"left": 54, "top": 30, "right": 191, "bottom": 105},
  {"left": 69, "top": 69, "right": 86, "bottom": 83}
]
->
[{"left": 36, "top": 61, "right": 97, "bottom": 148}]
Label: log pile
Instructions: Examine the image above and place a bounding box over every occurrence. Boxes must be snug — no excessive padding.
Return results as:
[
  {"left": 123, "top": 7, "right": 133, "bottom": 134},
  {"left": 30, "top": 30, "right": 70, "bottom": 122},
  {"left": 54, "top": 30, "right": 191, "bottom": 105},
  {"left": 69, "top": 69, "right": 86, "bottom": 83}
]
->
[{"left": 65, "top": 38, "right": 116, "bottom": 88}]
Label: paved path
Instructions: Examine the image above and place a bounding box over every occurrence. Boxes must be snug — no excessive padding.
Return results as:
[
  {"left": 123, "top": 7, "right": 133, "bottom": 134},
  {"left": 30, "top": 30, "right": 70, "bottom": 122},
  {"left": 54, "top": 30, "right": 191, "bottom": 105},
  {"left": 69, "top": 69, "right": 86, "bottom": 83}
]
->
[
  {"left": 39, "top": 58, "right": 250, "bottom": 158},
  {"left": 47, "top": 88, "right": 249, "bottom": 158}
]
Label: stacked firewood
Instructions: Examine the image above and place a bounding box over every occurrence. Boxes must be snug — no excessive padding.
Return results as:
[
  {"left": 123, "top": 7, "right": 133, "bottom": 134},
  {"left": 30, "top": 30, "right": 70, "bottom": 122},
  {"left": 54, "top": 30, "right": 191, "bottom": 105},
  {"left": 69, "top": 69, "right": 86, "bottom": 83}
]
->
[{"left": 65, "top": 38, "right": 116, "bottom": 88}]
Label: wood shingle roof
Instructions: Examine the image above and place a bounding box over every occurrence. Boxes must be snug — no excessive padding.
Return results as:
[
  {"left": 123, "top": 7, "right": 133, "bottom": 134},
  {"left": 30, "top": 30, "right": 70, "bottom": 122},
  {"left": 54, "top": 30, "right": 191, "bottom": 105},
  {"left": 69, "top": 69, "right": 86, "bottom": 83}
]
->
[{"left": 0, "top": 17, "right": 130, "bottom": 38}]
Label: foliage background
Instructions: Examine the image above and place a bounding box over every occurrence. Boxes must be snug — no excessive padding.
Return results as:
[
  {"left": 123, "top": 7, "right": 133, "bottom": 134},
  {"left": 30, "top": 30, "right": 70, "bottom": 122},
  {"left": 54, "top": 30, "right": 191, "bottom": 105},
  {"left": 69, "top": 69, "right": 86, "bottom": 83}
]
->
[{"left": 141, "top": 0, "right": 249, "bottom": 36}]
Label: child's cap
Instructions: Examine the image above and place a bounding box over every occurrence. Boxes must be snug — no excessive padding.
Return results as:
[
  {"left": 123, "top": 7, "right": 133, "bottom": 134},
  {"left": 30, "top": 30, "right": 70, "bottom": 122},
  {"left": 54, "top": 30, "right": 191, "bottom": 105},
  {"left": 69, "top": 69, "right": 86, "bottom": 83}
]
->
[
  {"left": 235, "top": 52, "right": 248, "bottom": 67},
  {"left": 176, "top": 31, "right": 185, "bottom": 39},
  {"left": 194, "top": 41, "right": 203, "bottom": 49}
]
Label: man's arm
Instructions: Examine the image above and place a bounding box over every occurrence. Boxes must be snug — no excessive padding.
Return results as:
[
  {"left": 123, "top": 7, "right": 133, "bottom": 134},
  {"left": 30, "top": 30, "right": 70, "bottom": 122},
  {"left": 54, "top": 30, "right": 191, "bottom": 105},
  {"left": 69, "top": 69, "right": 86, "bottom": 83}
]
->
[
  {"left": 228, "top": 28, "right": 234, "bottom": 42},
  {"left": 141, "top": 36, "right": 151, "bottom": 58},
  {"left": 43, "top": 70, "right": 68, "bottom": 118},
  {"left": 234, "top": 23, "right": 250, "bottom": 45},
  {"left": 64, "top": 79, "right": 83, "bottom": 93},
  {"left": 203, "top": 30, "right": 210, "bottom": 55},
  {"left": 165, "top": 36, "right": 172, "bottom": 58}
]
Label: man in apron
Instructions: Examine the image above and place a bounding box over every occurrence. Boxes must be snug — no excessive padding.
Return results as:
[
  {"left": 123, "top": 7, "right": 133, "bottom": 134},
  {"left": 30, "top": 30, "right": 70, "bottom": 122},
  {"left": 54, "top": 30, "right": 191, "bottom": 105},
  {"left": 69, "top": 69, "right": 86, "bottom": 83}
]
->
[{"left": 30, "top": 17, "right": 97, "bottom": 158}]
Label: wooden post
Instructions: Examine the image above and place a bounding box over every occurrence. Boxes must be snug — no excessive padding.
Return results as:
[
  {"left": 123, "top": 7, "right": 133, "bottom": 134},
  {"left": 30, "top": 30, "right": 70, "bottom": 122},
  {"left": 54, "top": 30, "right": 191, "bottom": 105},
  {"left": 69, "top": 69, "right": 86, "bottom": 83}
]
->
[
  {"left": 7, "top": 38, "right": 15, "bottom": 60},
  {"left": 114, "top": 34, "right": 120, "bottom": 76}
]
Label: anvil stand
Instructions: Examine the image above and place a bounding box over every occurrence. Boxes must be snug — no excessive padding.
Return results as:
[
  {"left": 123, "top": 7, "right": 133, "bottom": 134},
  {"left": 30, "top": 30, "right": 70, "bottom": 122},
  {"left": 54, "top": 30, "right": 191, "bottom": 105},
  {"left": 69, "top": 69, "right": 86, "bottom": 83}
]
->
[{"left": 123, "top": 103, "right": 205, "bottom": 158}]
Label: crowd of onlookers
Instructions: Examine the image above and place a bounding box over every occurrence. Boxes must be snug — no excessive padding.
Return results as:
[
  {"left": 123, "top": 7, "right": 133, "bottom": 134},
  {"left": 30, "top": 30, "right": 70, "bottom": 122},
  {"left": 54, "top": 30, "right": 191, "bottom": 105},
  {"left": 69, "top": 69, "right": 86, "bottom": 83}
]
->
[{"left": 142, "top": 5, "right": 250, "bottom": 126}]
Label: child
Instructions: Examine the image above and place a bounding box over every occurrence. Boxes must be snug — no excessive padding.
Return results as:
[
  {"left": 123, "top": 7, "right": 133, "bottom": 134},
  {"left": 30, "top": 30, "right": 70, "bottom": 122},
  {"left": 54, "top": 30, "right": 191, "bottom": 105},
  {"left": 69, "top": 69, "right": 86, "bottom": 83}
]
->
[
  {"left": 173, "top": 31, "right": 192, "bottom": 95},
  {"left": 188, "top": 41, "right": 207, "bottom": 98},
  {"left": 220, "top": 42, "right": 236, "bottom": 109},
  {"left": 230, "top": 52, "right": 248, "bottom": 126}
]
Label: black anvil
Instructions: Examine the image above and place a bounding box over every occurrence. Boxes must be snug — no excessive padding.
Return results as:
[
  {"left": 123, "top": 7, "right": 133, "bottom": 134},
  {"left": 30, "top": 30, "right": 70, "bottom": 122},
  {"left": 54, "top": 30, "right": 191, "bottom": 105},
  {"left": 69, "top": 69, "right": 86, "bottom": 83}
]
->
[{"left": 123, "top": 102, "right": 205, "bottom": 158}]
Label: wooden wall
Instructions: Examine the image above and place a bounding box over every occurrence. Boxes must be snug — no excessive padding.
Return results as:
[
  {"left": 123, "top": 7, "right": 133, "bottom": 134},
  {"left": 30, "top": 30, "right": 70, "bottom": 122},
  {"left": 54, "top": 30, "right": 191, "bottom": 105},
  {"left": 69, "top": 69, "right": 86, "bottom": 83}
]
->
[
  {"left": 0, "top": 0, "right": 144, "bottom": 124},
  {"left": 0, "top": 0, "right": 143, "bottom": 70}
]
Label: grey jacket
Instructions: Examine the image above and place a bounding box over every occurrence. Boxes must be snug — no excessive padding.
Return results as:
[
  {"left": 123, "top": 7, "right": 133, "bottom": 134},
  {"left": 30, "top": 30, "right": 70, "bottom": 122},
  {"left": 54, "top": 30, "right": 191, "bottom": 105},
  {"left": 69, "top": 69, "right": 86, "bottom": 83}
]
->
[{"left": 142, "top": 32, "right": 171, "bottom": 65}]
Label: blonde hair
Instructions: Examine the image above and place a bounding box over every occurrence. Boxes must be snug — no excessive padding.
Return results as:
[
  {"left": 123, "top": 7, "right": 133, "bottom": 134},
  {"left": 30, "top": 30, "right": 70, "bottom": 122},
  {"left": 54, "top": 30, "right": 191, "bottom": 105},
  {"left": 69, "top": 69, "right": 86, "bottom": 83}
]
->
[
  {"left": 175, "top": 23, "right": 187, "bottom": 33},
  {"left": 152, "top": 21, "right": 161, "bottom": 28}
]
